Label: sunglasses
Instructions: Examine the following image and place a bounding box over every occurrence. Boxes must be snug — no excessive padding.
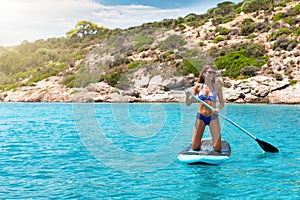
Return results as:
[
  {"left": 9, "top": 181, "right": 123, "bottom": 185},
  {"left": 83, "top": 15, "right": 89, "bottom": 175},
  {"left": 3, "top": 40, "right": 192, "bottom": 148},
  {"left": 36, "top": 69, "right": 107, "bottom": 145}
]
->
[{"left": 206, "top": 71, "right": 216, "bottom": 74}]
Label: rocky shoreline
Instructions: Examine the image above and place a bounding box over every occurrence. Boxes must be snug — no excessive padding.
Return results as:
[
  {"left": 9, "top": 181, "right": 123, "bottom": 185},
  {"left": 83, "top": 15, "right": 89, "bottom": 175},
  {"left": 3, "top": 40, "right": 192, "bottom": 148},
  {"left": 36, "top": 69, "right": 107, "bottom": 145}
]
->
[{"left": 1, "top": 72, "right": 299, "bottom": 104}]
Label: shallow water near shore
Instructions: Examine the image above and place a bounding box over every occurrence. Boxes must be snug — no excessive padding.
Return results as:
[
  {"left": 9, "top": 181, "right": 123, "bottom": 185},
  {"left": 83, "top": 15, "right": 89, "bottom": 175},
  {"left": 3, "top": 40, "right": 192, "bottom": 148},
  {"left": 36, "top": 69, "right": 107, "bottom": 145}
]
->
[{"left": 0, "top": 102, "right": 299, "bottom": 199}]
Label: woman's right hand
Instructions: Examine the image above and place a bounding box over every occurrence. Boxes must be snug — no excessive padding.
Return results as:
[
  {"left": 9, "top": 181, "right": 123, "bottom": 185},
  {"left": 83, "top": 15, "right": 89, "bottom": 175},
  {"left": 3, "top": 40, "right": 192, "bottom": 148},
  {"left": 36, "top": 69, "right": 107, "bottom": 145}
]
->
[
  {"left": 185, "top": 89, "right": 193, "bottom": 106},
  {"left": 185, "top": 89, "right": 192, "bottom": 96},
  {"left": 185, "top": 89, "right": 191, "bottom": 96}
]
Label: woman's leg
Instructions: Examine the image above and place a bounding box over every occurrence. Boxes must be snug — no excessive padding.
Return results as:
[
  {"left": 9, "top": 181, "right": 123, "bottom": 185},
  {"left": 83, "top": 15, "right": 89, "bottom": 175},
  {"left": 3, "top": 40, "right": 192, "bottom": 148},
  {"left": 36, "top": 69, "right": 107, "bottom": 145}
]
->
[
  {"left": 209, "top": 117, "right": 221, "bottom": 151},
  {"left": 192, "top": 119, "right": 205, "bottom": 150}
]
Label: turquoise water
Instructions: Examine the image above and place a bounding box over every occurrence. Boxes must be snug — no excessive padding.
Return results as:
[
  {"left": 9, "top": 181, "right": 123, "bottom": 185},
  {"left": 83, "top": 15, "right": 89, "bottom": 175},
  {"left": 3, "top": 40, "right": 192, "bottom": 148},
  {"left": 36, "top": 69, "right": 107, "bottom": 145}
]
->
[{"left": 0, "top": 103, "right": 299, "bottom": 199}]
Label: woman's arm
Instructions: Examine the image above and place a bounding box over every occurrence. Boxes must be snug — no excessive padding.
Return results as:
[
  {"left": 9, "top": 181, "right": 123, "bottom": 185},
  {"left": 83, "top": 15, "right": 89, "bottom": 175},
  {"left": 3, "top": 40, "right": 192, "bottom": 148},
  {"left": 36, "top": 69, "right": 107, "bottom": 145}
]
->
[
  {"left": 185, "top": 85, "right": 199, "bottom": 106},
  {"left": 185, "top": 89, "right": 194, "bottom": 106},
  {"left": 215, "top": 84, "right": 225, "bottom": 112}
]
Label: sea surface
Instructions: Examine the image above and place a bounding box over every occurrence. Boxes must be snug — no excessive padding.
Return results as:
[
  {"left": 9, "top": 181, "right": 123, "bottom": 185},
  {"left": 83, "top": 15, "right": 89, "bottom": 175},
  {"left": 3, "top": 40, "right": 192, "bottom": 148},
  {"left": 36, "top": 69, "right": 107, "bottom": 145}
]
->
[{"left": 0, "top": 102, "right": 299, "bottom": 199}]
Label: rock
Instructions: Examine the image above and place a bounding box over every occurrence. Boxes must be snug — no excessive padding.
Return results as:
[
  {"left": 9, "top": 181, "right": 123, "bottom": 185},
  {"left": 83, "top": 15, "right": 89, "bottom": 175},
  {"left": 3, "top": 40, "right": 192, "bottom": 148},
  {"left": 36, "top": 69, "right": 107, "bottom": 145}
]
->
[
  {"left": 147, "top": 75, "right": 163, "bottom": 93},
  {"left": 225, "top": 87, "right": 244, "bottom": 102},
  {"left": 185, "top": 74, "right": 196, "bottom": 85},
  {"left": 253, "top": 85, "right": 269, "bottom": 97},
  {"left": 269, "top": 78, "right": 290, "bottom": 92},
  {"left": 133, "top": 68, "right": 150, "bottom": 88},
  {"left": 162, "top": 76, "right": 190, "bottom": 90},
  {"left": 223, "top": 77, "right": 232, "bottom": 88},
  {"left": 268, "top": 83, "right": 300, "bottom": 104},
  {"left": 0, "top": 92, "right": 7, "bottom": 101},
  {"left": 107, "top": 92, "right": 122, "bottom": 102},
  {"left": 122, "top": 90, "right": 140, "bottom": 98},
  {"left": 87, "top": 82, "right": 112, "bottom": 94}
]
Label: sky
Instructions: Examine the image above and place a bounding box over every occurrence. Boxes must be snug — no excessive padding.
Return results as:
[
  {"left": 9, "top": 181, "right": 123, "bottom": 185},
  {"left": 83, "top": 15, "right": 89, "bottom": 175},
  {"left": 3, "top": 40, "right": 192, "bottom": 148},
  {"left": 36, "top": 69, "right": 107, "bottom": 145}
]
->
[{"left": 0, "top": 0, "right": 243, "bottom": 46}]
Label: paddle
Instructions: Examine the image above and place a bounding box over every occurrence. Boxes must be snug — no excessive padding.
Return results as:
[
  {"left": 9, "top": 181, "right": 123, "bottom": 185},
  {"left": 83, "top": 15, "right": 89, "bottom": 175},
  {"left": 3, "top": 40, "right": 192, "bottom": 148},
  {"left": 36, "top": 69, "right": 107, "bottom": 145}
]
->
[{"left": 187, "top": 90, "right": 279, "bottom": 153}]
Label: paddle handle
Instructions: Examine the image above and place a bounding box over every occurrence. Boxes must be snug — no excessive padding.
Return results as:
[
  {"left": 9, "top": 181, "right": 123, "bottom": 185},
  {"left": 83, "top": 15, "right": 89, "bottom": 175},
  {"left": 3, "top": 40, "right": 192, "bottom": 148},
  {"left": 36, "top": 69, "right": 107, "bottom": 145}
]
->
[{"left": 187, "top": 90, "right": 257, "bottom": 140}]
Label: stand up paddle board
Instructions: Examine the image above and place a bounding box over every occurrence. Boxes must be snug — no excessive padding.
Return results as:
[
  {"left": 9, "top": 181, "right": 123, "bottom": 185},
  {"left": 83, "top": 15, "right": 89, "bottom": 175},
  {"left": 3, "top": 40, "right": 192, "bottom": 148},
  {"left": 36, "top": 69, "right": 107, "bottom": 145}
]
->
[{"left": 177, "top": 138, "right": 231, "bottom": 165}]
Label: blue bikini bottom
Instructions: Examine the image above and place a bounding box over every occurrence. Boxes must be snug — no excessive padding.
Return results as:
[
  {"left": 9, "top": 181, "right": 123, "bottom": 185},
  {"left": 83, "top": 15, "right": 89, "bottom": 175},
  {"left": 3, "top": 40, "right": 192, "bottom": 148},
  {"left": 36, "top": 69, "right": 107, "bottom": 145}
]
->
[{"left": 196, "top": 112, "right": 218, "bottom": 126}]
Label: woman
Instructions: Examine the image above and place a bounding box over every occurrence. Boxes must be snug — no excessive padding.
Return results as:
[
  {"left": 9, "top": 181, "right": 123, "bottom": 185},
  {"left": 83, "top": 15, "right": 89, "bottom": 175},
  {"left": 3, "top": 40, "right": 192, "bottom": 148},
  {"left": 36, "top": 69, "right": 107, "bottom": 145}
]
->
[{"left": 185, "top": 65, "right": 225, "bottom": 151}]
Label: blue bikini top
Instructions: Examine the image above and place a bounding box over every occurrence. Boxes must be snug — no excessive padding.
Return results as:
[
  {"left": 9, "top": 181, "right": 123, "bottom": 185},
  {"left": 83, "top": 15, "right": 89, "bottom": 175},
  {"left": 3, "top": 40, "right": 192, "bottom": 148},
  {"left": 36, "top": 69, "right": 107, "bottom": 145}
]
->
[{"left": 198, "top": 84, "right": 217, "bottom": 102}]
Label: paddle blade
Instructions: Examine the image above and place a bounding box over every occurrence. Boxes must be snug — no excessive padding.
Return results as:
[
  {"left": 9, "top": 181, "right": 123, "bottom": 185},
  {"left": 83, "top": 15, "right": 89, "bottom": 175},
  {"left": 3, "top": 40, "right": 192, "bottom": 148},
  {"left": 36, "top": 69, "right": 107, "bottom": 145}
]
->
[{"left": 255, "top": 139, "right": 279, "bottom": 153}]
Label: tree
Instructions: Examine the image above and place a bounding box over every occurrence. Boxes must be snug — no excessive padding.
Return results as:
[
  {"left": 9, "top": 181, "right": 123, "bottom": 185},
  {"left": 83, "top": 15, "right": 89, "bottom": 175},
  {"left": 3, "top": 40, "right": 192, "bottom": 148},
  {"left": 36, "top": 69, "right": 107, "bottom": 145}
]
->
[
  {"left": 241, "top": 0, "right": 271, "bottom": 13},
  {"left": 66, "top": 20, "right": 109, "bottom": 38},
  {"left": 216, "top": 1, "right": 235, "bottom": 16}
]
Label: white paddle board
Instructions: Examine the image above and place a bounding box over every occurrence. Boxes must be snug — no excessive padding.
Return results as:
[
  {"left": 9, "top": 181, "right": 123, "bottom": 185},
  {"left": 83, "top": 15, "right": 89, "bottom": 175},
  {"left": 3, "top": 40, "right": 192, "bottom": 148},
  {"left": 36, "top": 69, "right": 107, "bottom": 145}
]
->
[{"left": 177, "top": 138, "right": 231, "bottom": 165}]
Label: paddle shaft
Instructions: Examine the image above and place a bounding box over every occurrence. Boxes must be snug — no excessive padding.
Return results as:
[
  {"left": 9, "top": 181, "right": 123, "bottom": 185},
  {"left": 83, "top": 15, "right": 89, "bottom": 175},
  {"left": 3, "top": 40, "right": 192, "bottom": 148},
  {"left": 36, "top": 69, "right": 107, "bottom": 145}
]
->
[{"left": 188, "top": 92, "right": 257, "bottom": 140}]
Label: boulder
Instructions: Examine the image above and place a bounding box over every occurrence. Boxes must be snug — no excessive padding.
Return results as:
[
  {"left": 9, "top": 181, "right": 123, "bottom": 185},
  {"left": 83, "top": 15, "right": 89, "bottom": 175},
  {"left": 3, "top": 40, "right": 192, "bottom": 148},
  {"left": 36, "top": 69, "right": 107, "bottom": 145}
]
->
[
  {"left": 268, "top": 83, "right": 300, "bottom": 104},
  {"left": 147, "top": 75, "right": 163, "bottom": 93},
  {"left": 225, "top": 87, "right": 244, "bottom": 102},
  {"left": 87, "top": 82, "right": 112, "bottom": 94},
  {"left": 162, "top": 77, "right": 190, "bottom": 90}
]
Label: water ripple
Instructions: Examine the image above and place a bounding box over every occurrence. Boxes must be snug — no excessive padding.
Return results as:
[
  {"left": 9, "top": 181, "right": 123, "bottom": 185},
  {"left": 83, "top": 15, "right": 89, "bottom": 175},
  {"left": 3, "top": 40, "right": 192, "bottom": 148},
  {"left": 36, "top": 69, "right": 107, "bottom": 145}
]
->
[{"left": 0, "top": 103, "right": 299, "bottom": 199}]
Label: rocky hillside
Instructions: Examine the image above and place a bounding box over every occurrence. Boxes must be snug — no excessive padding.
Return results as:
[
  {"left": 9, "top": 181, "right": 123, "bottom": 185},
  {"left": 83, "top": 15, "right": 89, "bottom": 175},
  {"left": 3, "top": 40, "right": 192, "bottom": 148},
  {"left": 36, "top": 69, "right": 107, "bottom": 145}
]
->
[{"left": 1, "top": 0, "right": 300, "bottom": 103}]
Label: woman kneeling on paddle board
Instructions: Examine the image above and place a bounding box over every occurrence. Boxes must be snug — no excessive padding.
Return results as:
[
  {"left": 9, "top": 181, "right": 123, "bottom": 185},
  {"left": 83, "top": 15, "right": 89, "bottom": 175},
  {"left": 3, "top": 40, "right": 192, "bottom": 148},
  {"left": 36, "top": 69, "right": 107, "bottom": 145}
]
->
[{"left": 185, "top": 65, "right": 225, "bottom": 151}]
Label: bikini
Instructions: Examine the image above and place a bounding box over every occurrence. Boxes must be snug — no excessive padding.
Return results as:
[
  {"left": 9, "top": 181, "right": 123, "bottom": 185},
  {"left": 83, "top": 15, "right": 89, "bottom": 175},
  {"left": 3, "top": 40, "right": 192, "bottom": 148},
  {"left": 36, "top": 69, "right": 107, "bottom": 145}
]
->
[{"left": 197, "top": 84, "right": 218, "bottom": 125}]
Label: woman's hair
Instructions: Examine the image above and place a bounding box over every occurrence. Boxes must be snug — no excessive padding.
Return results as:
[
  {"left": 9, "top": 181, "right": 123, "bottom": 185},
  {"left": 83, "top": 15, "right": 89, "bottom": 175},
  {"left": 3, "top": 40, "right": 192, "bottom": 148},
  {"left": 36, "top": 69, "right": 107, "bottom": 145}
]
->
[{"left": 197, "top": 65, "right": 216, "bottom": 83}]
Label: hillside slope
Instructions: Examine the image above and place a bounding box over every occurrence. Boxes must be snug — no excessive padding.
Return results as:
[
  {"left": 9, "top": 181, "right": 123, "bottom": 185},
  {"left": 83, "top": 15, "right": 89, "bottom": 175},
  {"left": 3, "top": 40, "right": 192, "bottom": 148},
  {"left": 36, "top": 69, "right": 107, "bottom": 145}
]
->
[{"left": 0, "top": 0, "right": 300, "bottom": 103}]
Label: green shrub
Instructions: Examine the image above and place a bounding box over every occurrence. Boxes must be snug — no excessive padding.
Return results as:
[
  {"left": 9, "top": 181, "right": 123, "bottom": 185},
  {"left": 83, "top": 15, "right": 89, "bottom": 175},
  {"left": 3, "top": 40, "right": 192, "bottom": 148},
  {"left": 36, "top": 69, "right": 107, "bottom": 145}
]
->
[
  {"left": 287, "top": 39, "right": 298, "bottom": 51},
  {"left": 212, "top": 17, "right": 223, "bottom": 26},
  {"left": 242, "top": 18, "right": 254, "bottom": 26},
  {"left": 271, "top": 28, "right": 293, "bottom": 40},
  {"left": 156, "top": 52, "right": 174, "bottom": 62},
  {"left": 128, "top": 62, "right": 140, "bottom": 70},
  {"left": 254, "top": 22, "right": 270, "bottom": 32},
  {"left": 292, "top": 3, "right": 300, "bottom": 13},
  {"left": 217, "top": 27, "right": 230, "bottom": 35},
  {"left": 290, "top": 80, "right": 298, "bottom": 86},
  {"left": 226, "top": 43, "right": 266, "bottom": 58},
  {"left": 222, "top": 15, "right": 235, "bottom": 24},
  {"left": 10, "top": 71, "right": 33, "bottom": 81},
  {"left": 178, "top": 24, "right": 186, "bottom": 31},
  {"left": 112, "top": 57, "right": 131, "bottom": 67},
  {"left": 274, "top": 73, "right": 283, "bottom": 81},
  {"left": 102, "top": 72, "right": 121, "bottom": 86},
  {"left": 213, "top": 36, "right": 226, "bottom": 43},
  {"left": 212, "top": 15, "right": 235, "bottom": 25},
  {"left": 272, "top": 36, "right": 289, "bottom": 50},
  {"left": 198, "top": 41, "right": 206, "bottom": 47},
  {"left": 183, "top": 48, "right": 200, "bottom": 58},
  {"left": 278, "top": 0, "right": 290, "bottom": 6},
  {"left": 295, "top": 28, "right": 300, "bottom": 36},
  {"left": 72, "top": 64, "right": 103, "bottom": 87},
  {"left": 135, "top": 35, "right": 154, "bottom": 49},
  {"left": 272, "top": 37, "right": 298, "bottom": 51},
  {"left": 272, "top": 21, "right": 281, "bottom": 29},
  {"left": 0, "top": 83, "right": 19, "bottom": 91},
  {"left": 184, "top": 13, "right": 196, "bottom": 22},
  {"left": 26, "top": 63, "right": 67, "bottom": 84},
  {"left": 272, "top": 13, "right": 284, "bottom": 21},
  {"left": 215, "top": 49, "right": 267, "bottom": 78},
  {"left": 241, "top": 25, "right": 255, "bottom": 36},
  {"left": 159, "top": 34, "right": 187, "bottom": 50},
  {"left": 246, "top": 34, "right": 256, "bottom": 39},
  {"left": 240, "top": 66, "right": 259, "bottom": 77},
  {"left": 241, "top": 18, "right": 256, "bottom": 35},
  {"left": 177, "top": 59, "right": 202, "bottom": 76},
  {"left": 241, "top": 0, "right": 271, "bottom": 13},
  {"left": 62, "top": 74, "right": 76, "bottom": 88},
  {"left": 284, "top": 18, "right": 293, "bottom": 25},
  {"left": 72, "top": 53, "right": 83, "bottom": 60},
  {"left": 239, "top": 18, "right": 255, "bottom": 36}
]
